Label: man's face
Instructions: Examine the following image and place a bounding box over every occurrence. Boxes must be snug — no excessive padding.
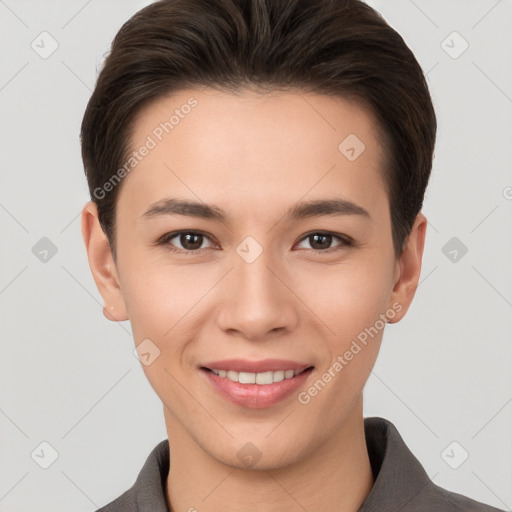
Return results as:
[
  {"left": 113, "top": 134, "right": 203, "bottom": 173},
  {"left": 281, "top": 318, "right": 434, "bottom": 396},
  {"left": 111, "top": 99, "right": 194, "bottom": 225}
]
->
[{"left": 92, "top": 88, "right": 415, "bottom": 469}]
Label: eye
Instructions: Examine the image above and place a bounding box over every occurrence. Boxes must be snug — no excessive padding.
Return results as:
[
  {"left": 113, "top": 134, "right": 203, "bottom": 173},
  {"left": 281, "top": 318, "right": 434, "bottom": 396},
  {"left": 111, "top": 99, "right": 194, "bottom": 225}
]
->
[
  {"left": 157, "top": 230, "right": 353, "bottom": 255},
  {"left": 158, "top": 230, "right": 217, "bottom": 253},
  {"left": 295, "top": 231, "right": 353, "bottom": 253}
]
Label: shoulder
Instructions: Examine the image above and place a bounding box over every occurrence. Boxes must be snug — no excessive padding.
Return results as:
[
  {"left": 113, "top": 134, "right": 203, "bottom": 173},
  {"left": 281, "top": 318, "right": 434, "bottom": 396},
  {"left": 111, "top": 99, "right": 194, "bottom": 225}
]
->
[
  {"left": 94, "top": 488, "right": 136, "bottom": 512},
  {"left": 362, "top": 417, "right": 506, "bottom": 512},
  {"left": 93, "top": 439, "right": 170, "bottom": 512},
  {"left": 409, "top": 482, "right": 506, "bottom": 512}
]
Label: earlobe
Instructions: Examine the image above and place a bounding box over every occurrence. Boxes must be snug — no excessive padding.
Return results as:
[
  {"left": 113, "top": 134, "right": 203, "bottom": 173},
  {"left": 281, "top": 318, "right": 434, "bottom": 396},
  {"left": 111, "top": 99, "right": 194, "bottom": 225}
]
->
[
  {"left": 81, "top": 201, "right": 129, "bottom": 322},
  {"left": 387, "top": 212, "right": 427, "bottom": 324}
]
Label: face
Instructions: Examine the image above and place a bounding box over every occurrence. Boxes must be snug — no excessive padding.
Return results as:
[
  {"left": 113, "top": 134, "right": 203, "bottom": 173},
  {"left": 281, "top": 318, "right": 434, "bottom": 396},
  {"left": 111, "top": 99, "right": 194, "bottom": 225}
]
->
[{"left": 83, "top": 87, "right": 425, "bottom": 470}]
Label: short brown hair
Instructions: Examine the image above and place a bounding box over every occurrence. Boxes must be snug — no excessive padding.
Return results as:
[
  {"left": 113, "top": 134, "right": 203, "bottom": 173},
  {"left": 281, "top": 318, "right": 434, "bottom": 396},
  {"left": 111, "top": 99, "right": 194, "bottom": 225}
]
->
[{"left": 80, "top": 0, "right": 436, "bottom": 260}]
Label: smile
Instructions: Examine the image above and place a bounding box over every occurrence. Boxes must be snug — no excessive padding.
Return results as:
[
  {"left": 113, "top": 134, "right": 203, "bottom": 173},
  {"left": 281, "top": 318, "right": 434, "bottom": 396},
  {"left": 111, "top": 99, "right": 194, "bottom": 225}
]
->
[
  {"left": 205, "top": 368, "right": 309, "bottom": 385},
  {"left": 201, "top": 364, "right": 315, "bottom": 409}
]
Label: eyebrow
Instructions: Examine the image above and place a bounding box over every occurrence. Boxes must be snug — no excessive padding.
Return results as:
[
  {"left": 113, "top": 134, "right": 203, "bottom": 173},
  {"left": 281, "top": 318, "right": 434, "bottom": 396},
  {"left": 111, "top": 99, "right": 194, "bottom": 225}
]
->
[{"left": 141, "top": 197, "right": 370, "bottom": 222}]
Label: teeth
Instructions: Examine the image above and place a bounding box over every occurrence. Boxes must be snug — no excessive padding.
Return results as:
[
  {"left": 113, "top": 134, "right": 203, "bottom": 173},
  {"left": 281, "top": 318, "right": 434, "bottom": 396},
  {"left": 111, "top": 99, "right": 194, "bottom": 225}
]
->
[{"left": 209, "top": 368, "right": 303, "bottom": 385}]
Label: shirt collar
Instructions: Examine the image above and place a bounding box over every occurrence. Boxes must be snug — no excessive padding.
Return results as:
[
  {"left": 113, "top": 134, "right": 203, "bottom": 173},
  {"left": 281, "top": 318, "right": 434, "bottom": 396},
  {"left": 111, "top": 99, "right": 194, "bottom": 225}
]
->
[
  {"left": 359, "top": 416, "right": 431, "bottom": 511},
  {"left": 128, "top": 416, "right": 432, "bottom": 512}
]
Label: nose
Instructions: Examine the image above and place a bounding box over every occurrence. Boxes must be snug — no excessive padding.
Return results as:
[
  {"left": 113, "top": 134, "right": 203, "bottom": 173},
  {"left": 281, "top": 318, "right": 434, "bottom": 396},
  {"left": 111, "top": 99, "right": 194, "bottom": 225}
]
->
[{"left": 216, "top": 248, "right": 299, "bottom": 341}]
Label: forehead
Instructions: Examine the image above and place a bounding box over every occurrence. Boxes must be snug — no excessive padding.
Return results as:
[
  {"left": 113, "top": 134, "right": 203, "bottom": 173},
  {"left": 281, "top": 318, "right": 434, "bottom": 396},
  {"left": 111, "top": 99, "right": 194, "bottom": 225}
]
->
[{"left": 119, "top": 87, "right": 388, "bottom": 220}]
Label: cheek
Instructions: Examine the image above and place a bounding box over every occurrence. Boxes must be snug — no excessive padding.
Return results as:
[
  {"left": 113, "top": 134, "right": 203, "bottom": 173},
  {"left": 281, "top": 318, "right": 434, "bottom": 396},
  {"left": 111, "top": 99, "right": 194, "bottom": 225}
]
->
[
  {"left": 119, "top": 258, "right": 217, "bottom": 343},
  {"left": 299, "top": 263, "right": 391, "bottom": 412},
  {"left": 296, "top": 258, "right": 394, "bottom": 338}
]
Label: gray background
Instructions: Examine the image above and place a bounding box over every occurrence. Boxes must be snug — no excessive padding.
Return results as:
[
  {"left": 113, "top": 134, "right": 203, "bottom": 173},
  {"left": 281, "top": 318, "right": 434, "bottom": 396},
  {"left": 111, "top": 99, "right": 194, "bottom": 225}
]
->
[{"left": 1, "top": 0, "right": 511, "bottom": 510}]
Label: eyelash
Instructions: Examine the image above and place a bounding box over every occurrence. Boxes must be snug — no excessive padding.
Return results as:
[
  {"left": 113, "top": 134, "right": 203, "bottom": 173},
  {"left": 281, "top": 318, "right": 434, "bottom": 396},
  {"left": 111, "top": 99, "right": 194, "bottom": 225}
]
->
[{"left": 157, "top": 230, "right": 354, "bottom": 255}]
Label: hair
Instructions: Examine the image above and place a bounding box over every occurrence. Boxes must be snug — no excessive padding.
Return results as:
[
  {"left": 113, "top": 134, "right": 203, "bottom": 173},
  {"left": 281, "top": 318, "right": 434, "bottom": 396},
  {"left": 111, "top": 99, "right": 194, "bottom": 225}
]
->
[{"left": 80, "top": 0, "right": 436, "bottom": 261}]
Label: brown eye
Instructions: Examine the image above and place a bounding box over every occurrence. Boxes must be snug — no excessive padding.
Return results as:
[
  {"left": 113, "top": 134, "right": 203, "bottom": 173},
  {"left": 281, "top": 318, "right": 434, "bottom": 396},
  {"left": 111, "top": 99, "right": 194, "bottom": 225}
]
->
[
  {"left": 296, "top": 232, "right": 352, "bottom": 253},
  {"left": 159, "top": 231, "right": 216, "bottom": 253},
  {"left": 309, "top": 233, "right": 333, "bottom": 250},
  {"left": 177, "top": 233, "right": 204, "bottom": 250}
]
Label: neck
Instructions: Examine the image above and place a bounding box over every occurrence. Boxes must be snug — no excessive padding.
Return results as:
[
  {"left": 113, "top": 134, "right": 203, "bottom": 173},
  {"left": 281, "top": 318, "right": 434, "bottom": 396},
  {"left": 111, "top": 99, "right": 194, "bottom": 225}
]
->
[{"left": 165, "top": 397, "right": 374, "bottom": 512}]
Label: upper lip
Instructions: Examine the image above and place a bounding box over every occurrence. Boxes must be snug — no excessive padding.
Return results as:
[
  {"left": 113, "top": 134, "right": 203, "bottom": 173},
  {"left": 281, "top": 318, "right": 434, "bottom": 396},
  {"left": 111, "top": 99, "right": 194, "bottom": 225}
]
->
[{"left": 201, "top": 359, "right": 313, "bottom": 373}]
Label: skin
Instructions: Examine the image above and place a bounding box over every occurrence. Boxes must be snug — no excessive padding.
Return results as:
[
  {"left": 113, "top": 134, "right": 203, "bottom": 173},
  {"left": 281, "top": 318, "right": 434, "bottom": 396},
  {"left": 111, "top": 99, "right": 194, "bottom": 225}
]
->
[{"left": 82, "top": 87, "right": 426, "bottom": 512}]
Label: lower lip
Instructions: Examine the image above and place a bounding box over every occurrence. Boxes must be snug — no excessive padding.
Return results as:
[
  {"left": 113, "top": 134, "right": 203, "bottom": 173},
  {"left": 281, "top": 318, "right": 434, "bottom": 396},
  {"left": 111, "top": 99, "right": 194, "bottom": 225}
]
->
[{"left": 201, "top": 367, "right": 314, "bottom": 409}]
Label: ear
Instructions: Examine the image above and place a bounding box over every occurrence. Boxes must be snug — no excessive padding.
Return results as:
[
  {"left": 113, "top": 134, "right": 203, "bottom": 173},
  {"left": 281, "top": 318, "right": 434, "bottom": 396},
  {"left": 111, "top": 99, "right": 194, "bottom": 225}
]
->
[
  {"left": 387, "top": 212, "right": 427, "bottom": 323},
  {"left": 81, "top": 201, "right": 129, "bottom": 322}
]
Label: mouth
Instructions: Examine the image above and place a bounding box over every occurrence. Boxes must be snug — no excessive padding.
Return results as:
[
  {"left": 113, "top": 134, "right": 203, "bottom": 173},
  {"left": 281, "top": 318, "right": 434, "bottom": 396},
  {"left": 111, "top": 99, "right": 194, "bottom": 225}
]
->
[
  {"left": 201, "top": 366, "right": 314, "bottom": 385},
  {"left": 199, "top": 359, "right": 315, "bottom": 408}
]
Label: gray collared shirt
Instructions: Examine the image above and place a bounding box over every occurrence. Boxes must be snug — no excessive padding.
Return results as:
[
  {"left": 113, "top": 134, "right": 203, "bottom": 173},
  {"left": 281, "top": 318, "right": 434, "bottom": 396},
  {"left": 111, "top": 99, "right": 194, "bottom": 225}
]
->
[{"left": 95, "top": 417, "right": 505, "bottom": 511}]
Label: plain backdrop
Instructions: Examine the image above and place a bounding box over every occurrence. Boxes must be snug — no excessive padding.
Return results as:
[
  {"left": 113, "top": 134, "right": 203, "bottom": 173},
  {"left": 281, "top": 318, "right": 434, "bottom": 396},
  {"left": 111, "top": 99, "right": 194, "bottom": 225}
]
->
[{"left": 1, "top": 0, "right": 511, "bottom": 511}]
